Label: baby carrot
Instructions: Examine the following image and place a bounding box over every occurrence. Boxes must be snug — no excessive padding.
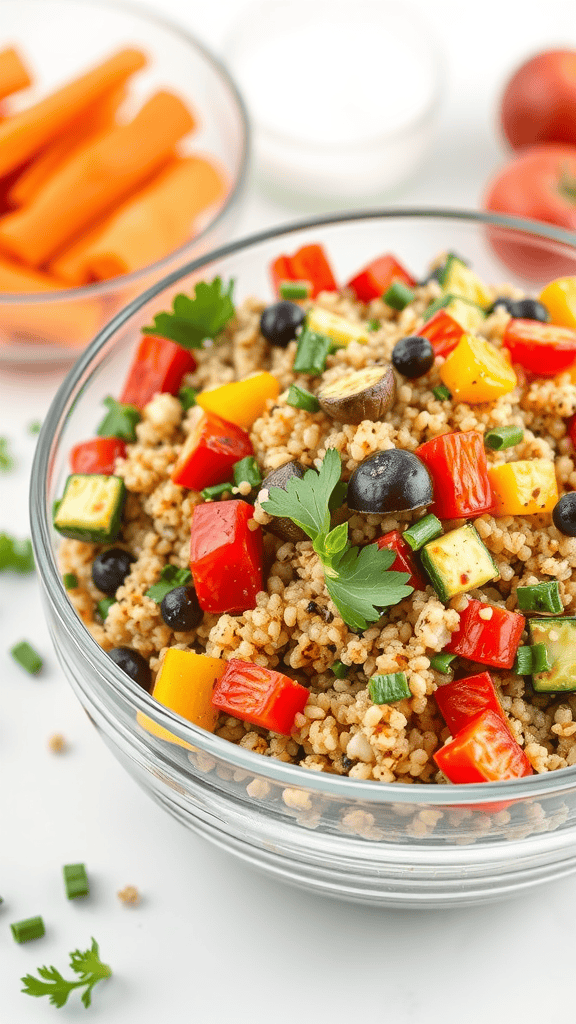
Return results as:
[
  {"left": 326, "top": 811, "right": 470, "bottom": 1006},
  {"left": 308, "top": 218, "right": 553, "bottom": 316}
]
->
[
  {"left": 0, "top": 90, "right": 195, "bottom": 266},
  {"left": 0, "top": 46, "right": 32, "bottom": 101},
  {"left": 0, "top": 256, "right": 101, "bottom": 345},
  {"left": 51, "top": 156, "right": 227, "bottom": 284},
  {"left": 0, "top": 47, "right": 147, "bottom": 178}
]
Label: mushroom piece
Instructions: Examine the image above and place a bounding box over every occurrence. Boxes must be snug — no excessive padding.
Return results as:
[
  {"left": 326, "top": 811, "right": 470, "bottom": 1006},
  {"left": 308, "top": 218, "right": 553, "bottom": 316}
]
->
[{"left": 317, "top": 365, "right": 395, "bottom": 424}]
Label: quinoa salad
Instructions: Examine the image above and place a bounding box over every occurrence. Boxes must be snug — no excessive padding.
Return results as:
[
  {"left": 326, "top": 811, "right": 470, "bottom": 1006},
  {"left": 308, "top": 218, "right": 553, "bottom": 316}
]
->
[{"left": 54, "top": 245, "right": 576, "bottom": 787}]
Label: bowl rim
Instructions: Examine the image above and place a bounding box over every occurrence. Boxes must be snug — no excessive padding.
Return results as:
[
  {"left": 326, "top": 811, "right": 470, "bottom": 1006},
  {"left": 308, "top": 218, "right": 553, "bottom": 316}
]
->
[
  {"left": 31, "top": 206, "right": 576, "bottom": 806},
  {"left": 0, "top": 0, "right": 251, "bottom": 302}
]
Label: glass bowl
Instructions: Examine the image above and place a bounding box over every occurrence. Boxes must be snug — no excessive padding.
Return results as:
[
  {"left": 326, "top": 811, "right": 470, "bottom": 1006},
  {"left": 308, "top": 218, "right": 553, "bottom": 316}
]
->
[
  {"left": 0, "top": 0, "right": 249, "bottom": 364},
  {"left": 31, "top": 209, "right": 576, "bottom": 908}
]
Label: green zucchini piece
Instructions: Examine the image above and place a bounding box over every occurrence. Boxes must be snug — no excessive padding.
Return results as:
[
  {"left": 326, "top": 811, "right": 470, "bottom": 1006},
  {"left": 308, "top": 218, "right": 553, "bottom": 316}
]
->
[
  {"left": 438, "top": 255, "right": 492, "bottom": 309},
  {"left": 528, "top": 617, "right": 576, "bottom": 692},
  {"left": 420, "top": 523, "right": 498, "bottom": 602},
  {"left": 423, "top": 293, "right": 486, "bottom": 333},
  {"left": 53, "top": 474, "right": 126, "bottom": 543}
]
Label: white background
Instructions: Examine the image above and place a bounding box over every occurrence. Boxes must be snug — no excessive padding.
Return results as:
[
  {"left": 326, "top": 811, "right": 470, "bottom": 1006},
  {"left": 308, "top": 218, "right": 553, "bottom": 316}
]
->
[{"left": 3, "top": 0, "right": 576, "bottom": 1020}]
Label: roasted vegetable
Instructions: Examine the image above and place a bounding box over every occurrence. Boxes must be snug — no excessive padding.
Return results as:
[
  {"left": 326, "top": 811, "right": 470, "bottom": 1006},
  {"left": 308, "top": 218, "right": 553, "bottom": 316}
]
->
[{"left": 317, "top": 366, "right": 395, "bottom": 423}]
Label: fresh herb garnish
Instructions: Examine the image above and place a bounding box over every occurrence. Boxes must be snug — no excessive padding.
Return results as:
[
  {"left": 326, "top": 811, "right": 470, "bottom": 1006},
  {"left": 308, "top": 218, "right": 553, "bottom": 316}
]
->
[
  {"left": 178, "top": 386, "right": 198, "bottom": 411},
  {"left": 0, "top": 436, "right": 14, "bottom": 471},
  {"left": 21, "top": 937, "right": 111, "bottom": 1009},
  {"left": 262, "top": 449, "right": 412, "bottom": 629},
  {"left": 28, "top": 420, "right": 42, "bottom": 435},
  {"left": 96, "top": 397, "right": 140, "bottom": 443},
  {"left": 143, "top": 277, "right": 235, "bottom": 350},
  {"left": 145, "top": 564, "right": 193, "bottom": 604},
  {"left": 0, "top": 533, "right": 34, "bottom": 572}
]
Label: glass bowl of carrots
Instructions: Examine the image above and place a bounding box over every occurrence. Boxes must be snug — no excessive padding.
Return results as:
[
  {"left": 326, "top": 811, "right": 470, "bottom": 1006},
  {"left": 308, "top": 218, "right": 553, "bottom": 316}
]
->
[
  {"left": 0, "top": 0, "right": 249, "bottom": 363},
  {"left": 30, "top": 209, "right": 576, "bottom": 908}
]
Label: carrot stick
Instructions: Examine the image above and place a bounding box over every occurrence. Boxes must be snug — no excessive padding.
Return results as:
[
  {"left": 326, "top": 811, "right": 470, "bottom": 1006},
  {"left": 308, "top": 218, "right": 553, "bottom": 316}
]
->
[
  {"left": 51, "top": 156, "right": 227, "bottom": 284},
  {"left": 0, "top": 90, "right": 195, "bottom": 266},
  {"left": 0, "top": 47, "right": 32, "bottom": 101},
  {"left": 8, "top": 85, "right": 126, "bottom": 208},
  {"left": 0, "top": 255, "right": 101, "bottom": 346},
  {"left": 0, "top": 47, "right": 147, "bottom": 178}
]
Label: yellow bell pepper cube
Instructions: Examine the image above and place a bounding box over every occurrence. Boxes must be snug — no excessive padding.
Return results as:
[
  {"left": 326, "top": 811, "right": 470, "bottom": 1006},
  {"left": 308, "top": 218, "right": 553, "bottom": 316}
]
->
[
  {"left": 196, "top": 372, "right": 280, "bottom": 429},
  {"left": 488, "top": 460, "right": 558, "bottom": 517},
  {"left": 439, "top": 334, "right": 517, "bottom": 404},
  {"left": 137, "top": 649, "right": 226, "bottom": 748},
  {"left": 306, "top": 306, "right": 370, "bottom": 347},
  {"left": 539, "top": 277, "right": 576, "bottom": 330}
]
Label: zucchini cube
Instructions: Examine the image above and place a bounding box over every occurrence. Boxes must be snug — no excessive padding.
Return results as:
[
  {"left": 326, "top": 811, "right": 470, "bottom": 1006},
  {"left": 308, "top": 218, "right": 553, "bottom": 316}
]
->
[
  {"left": 306, "top": 306, "right": 370, "bottom": 347},
  {"left": 528, "top": 617, "right": 576, "bottom": 692},
  {"left": 421, "top": 523, "right": 498, "bottom": 602},
  {"left": 53, "top": 473, "right": 126, "bottom": 543},
  {"left": 439, "top": 255, "right": 492, "bottom": 309}
]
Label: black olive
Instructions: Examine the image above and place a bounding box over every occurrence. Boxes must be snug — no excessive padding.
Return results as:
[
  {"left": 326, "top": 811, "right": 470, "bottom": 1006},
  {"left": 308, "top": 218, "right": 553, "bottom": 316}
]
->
[
  {"left": 109, "top": 646, "right": 151, "bottom": 691},
  {"left": 392, "top": 335, "right": 435, "bottom": 379},
  {"left": 553, "top": 493, "right": 576, "bottom": 536},
  {"left": 347, "top": 449, "right": 433, "bottom": 514},
  {"left": 92, "top": 548, "right": 135, "bottom": 595},
  {"left": 488, "top": 296, "right": 549, "bottom": 322},
  {"left": 260, "top": 301, "right": 306, "bottom": 348},
  {"left": 160, "top": 585, "right": 203, "bottom": 631},
  {"left": 341, "top": 756, "right": 354, "bottom": 769}
]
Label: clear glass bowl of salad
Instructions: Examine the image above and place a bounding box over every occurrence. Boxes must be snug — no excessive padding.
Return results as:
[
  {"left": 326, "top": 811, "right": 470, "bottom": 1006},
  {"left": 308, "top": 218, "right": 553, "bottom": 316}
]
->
[{"left": 30, "top": 209, "right": 576, "bottom": 908}]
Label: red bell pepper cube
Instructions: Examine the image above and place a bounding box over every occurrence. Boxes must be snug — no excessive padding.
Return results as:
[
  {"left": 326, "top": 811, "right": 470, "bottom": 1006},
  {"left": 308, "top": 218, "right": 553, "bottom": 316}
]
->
[
  {"left": 503, "top": 319, "right": 576, "bottom": 376},
  {"left": 434, "top": 709, "right": 532, "bottom": 783},
  {"left": 212, "top": 658, "right": 309, "bottom": 735},
  {"left": 435, "top": 670, "right": 508, "bottom": 736},
  {"left": 419, "top": 309, "right": 463, "bottom": 358},
  {"left": 270, "top": 243, "right": 337, "bottom": 299},
  {"left": 416, "top": 430, "right": 495, "bottom": 520},
  {"left": 346, "top": 254, "right": 416, "bottom": 303},
  {"left": 69, "top": 437, "right": 126, "bottom": 475},
  {"left": 445, "top": 599, "right": 525, "bottom": 671},
  {"left": 120, "top": 334, "right": 196, "bottom": 409},
  {"left": 190, "top": 500, "right": 263, "bottom": 614},
  {"left": 377, "top": 530, "right": 426, "bottom": 591},
  {"left": 171, "top": 412, "right": 253, "bottom": 490}
]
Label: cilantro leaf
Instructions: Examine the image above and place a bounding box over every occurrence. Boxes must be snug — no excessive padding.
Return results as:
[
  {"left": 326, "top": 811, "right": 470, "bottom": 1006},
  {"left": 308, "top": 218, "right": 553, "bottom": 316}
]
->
[
  {"left": 261, "top": 448, "right": 342, "bottom": 540},
  {"left": 97, "top": 396, "right": 140, "bottom": 443},
  {"left": 0, "top": 437, "right": 14, "bottom": 471},
  {"left": 145, "top": 565, "right": 193, "bottom": 603},
  {"left": 143, "top": 277, "right": 235, "bottom": 350},
  {"left": 325, "top": 544, "right": 412, "bottom": 631},
  {"left": 21, "top": 938, "right": 111, "bottom": 1009}
]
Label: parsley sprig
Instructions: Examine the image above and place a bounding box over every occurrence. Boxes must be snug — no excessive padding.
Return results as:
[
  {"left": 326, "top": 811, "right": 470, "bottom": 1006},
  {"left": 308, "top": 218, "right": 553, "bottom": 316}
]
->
[
  {"left": 262, "top": 450, "right": 413, "bottom": 630},
  {"left": 143, "top": 277, "right": 235, "bottom": 350},
  {"left": 21, "top": 937, "right": 111, "bottom": 1009}
]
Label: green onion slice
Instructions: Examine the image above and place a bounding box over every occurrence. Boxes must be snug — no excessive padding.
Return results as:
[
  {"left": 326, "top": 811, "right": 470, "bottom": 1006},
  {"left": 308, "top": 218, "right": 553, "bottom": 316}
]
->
[
  {"left": 368, "top": 671, "right": 411, "bottom": 704},
  {"left": 11, "top": 640, "right": 43, "bottom": 675},
  {"left": 484, "top": 425, "right": 524, "bottom": 451},
  {"left": 11, "top": 916, "right": 45, "bottom": 943},
  {"left": 286, "top": 384, "right": 320, "bottom": 412},
  {"left": 516, "top": 580, "right": 563, "bottom": 615},
  {"left": 293, "top": 328, "right": 332, "bottom": 376},
  {"left": 279, "top": 279, "right": 311, "bottom": 300},
  {"left": 403, "top": 514, "right": 443, "bottom": 552},
  {"left": 383, "top": 281, "right": 415, "bottom": 310},
  {"left": 63, "top": 863, "right": 89, "bottom": 900}
]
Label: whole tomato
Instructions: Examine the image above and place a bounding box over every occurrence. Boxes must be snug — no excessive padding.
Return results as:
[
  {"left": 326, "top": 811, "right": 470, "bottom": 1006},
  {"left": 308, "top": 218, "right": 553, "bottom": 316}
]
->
[{"left": 501, "top": 49, "right": 576, "bottom": 149}]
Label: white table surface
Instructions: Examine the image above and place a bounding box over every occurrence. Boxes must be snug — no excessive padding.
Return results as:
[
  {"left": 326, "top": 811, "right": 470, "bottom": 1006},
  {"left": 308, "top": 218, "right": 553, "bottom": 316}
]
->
[{"left": 3, "top": 0, "right": 576, "bottom": 1020}]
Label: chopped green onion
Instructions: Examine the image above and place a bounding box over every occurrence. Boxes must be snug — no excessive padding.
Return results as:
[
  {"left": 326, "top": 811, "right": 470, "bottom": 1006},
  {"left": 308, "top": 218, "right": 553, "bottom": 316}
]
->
[
  {"left": 331, "top": 660, "right": 348, "bottom": 679},
  {"left": 201, "top": 481, "right": 233, "bottom": 501},
  {"left": 429, "top": 652, "right": 456, "bottom": 676},
  {"left": 516, "top": 580, "right": 563, "bottom": 615},
  {"left": 10, "top": 640, "right": 43, "bottom": 675},
  {"left": 432, "top": 384, "right": 452, "bottom": 402},
  {"left": 96, "top": 597, "right": 115, "bottom": 622},
  {"left": 0, "top": 436, "right": 14, "bottom": 471},
  {"left": 63, "top": 573, "right": 79, "bottom": 590},
  {"left": 403, "top": 514, "right": 443, "bottom": 551},
  {"left": 279, "top": 279, "right": 311, "bottom": 300},
  {"left": 531, "top": 642, "right": 553, "bottom": 673},
  {"left": 11, "top": 916, "right": 45, "bottom": 943},
  {"left": 484, "top": 425, "right": 524, "bottom": 451},
  {"left": 63, "top": 863, "right": 89, "bottom": 900},
  {"left": 383, "top": 281, "right": 415, "bottom": 310},
  {"left": 514, "top": 646, "right": 533, "bottom": 675},
  {"left": 178, "top": 386, "right": 198, "bottom": 411},
  {"left": 367, "top": 319, "right": 380, "bottom": 332},
  {"left": 233, "top": 456, "right": 262, "bottom": 489},
  {"left": 368, "top": 671, "right": 411, "bottom": 704},
  {"left": 145, "top": 565, "right": 193, "bottom": 604},
  {"left": 96, "top": 396, "right": 140, "bottom": 443},
  {"left": 0, "top": 533, "right": 34, "bottom": 573},
  {"left": 293, "top": 327, "right": 332, "bottom": 375},
  {"left": 28, "top": 420, "right": 42, "bottom": 435},
  {"left": 286, "top": 384, "right": 320, "bottom": 412}
]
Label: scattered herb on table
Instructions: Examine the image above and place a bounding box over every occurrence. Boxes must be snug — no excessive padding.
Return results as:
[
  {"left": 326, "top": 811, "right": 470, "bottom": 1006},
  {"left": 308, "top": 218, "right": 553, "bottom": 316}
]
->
[
  {"left": 262, "top": 449, "right": 413, "bottom": 629},
  {"left": 143, "top": 277, "right": 235, "bottom": 349},
  {"left": 0, "top": 436, "right": 15, "bottom": 471},
  {"left": 28, "top": 420, "right": 42, "bottom": 435},
  {"left": 145, "top": 564, "right": 193, "bottom": 603},
  {"left": 10, "top": 640, "right": 43, "bottom": 675},
  {"left": 0, "top": 533, "right": 34, "bottom": 572},
  {"left": 21, "top": 937, "right": 111, "bottom": 1009}
]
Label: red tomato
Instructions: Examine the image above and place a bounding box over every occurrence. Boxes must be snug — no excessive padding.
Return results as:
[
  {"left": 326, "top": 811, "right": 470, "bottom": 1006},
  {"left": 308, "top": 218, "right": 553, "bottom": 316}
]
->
[
  {"left": 503, "top": 318, "right": 576, "bottom": 375},
  {"left": 445, "top": 600, "right": 525, "bottom": 671},
  {"left": 69, "top": 437, "right": 126, "bottom": 475},
  {"left": 171, "top": 412, "right": 253, "bottom": 490},
  {"left": 418, "top": 309, "right": 463, "bottom": 358},
  {"left": 376, "top": 530, "right": 426, "bottom": 591},
  {"left": 434, "top": 710, "right": 533, "bottom": 784},
  {"left": 501, "top": 50, "right": 576, "bottom": 149},
  {"left": 120, "top": 334, "right": 196, "bottom": 409},
  {"left": 190, "top": 500, "right": 263, "bottom": 614},
  {"left": 415, "top": 431, "right": 495, "bottom": 520},
  {"left": 212, "top": 659, "right": 309, "bottom": 735},
  {"left": 435, "top": 671, "right": 508, "bottom": 736}
]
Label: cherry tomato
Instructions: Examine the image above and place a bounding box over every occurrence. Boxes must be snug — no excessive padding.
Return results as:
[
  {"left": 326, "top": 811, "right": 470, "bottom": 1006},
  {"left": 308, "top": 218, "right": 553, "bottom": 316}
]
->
[
  {"left": 501, "top": 49, "right": 576, "bottom": 149},
  {"left": 503, "top": 318, "right": 576, "bottom": 375}
]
